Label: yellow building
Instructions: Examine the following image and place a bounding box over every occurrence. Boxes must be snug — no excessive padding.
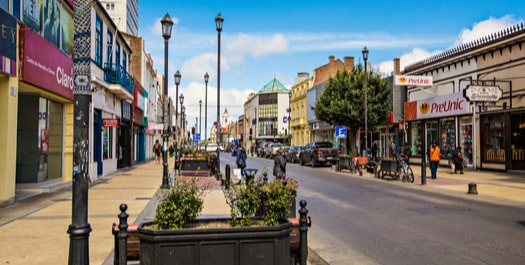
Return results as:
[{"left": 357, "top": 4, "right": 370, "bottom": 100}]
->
[{"left": 290, "top": 73, "right": 312, "bottom": 147}]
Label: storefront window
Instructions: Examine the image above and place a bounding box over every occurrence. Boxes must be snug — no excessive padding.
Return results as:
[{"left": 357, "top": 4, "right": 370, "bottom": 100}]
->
[
  {"left": 103, "top": 127, "right": 113, "bottom": 159},
  {"left": 510, "top": 113, "right": 525, "bottom": 170},
  {"left": 459, "top": 116, "right": 473, "bottom": 165},
  {"left": 440, "top": 118, "right": 456, "bottom": 159},
  {"left": 482, "top": 115, "right": 505, "bottom": 163},
  {"left": 409, "top": 122, "right": 422, "bottom": 156},
  {"left": 425, "top": 121, "right": 438, "bottom": 153},
  {"left": 37, "top": 97, "right": 63, "bottom": 182}
]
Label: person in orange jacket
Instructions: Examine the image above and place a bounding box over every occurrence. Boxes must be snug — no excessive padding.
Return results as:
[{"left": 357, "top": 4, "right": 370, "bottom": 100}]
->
[{"left": 428, "top": 140, "right": 441, "bottom": 179}]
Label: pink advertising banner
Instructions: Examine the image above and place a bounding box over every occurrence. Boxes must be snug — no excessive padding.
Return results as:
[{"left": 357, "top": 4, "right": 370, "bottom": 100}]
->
[{"left": 20, "top": 26, "right": 74, "bottom": 100}]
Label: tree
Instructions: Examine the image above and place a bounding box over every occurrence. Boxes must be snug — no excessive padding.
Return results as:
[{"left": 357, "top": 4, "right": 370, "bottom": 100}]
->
[{"left": 312, "top": 65, "right": 392, "bottom": 154}]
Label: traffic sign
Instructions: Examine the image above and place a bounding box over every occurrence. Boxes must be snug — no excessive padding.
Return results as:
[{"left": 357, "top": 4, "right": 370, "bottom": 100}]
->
[{"left": 335, "top": 126, "right": 347, "bottom": 139}]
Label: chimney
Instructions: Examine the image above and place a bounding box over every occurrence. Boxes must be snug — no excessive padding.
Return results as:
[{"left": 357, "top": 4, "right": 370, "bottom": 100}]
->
[
  {"left": 344, "top": 56, "right": 354, "bottom": 72},
  {"left": 329, "top": 55, "right": 335, "bottom": 63},
  {"left": 394, "top": 58, "right": 401, "bottom": 75}
]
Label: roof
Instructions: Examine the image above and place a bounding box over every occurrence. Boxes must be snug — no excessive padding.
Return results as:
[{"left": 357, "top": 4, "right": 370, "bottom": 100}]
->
[{"left": 258, "top": 77, "right": 289, "bottom": 93}]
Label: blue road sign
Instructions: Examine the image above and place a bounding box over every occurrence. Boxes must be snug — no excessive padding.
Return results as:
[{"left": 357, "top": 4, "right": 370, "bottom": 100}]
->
[{"left": 335, "top": 126, "right": 347, "bottom": 139}]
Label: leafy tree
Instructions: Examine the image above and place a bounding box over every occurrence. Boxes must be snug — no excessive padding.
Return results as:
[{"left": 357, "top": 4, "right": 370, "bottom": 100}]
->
[{"left": 312, "top": 65, "right": 392, "bottom": 154}]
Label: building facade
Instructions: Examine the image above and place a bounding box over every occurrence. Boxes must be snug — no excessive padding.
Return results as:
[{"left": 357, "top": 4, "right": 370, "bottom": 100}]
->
[
  {"left": 290, "top": 72, "right": 312, "bottom": 147},
  {"left": 403, "top": 23, "right": 525, "bottom": 172}
]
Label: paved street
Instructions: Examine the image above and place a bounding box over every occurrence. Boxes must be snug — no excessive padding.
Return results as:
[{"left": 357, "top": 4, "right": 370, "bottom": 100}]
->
[{"left": 0, "top": 156, "right": 524, "bottom": 264}]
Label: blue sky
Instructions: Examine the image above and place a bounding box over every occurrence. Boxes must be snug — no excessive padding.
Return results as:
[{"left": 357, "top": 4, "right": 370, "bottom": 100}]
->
[{"left": 138, "top": 0, "right": 524, "bottom": 134}]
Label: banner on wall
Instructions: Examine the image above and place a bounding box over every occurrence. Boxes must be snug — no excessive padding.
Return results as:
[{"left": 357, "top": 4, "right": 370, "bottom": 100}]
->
[{"left": 404, "top": 92, "right": 471, "bottom": 121}]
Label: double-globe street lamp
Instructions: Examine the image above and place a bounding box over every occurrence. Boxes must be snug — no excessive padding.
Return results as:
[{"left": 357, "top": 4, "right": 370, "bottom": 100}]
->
[
  {"left": 182, "top": 105, "right": 186, "bottom": 146},
  {"left": 362, "top": 46, "right": 369, "bottom": 156},
  {"left": 173, "top": 71, "right": 181, "bottom": 170},
  {"left": 204, "top": 72, "right": 209, "bottom": 150},
  {"left": 215, "top": 13, "right": 223, "bottom": 165},
  {"left": 160, "top": 13, "right": 173, "bottom": 189}
]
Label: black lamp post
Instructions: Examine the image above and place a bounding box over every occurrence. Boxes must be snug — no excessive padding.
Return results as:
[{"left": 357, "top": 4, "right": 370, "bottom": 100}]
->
[
  {"left": 182, "top": 105, "right": 186, "bottom": 146},
  {"left": 215, "top": 13, "right": 223, "bottom": 158},
  {"left": 288, "top": 89, "right": 292, "bottom": 146},
  {"left": 160, "top": 13, "right": 173, "bottom": 189},
  {"left": 199, "top": 99, "right": 202, "bottom": 150},
  {"left": 173, "top": 70, "right": 181, "bottom": 169},
  {"left": 362, "top": 46, "right": 369, "bottom": 156},
  {"left": 69, "top": 1, "right": 92, "bottom": 262},
  {"left": 204, "top": 72, "right": 209, "bottom": 149},
  {"left": 179, "top": 94, "right": 184, "bottom": 147}
]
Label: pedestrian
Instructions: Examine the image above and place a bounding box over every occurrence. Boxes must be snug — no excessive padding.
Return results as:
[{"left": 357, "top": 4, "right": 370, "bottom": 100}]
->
[
  {"left": 236, "top": 144, "right": 247, "bottom": 177},
  {"left": 273, "top": 148, "right": 287, "bottom": 179},
  {"left": 153, "top": 140, "right": 161, "bottom": 164},
  {"left": 428, "top": 140, "right": 441, "bottom": 179},
  {"left": 390, "top": 141, "right": 397, "bottom": 160},
  {"left": 371, "top": 142, "right": 378, "bottom": 160},
  {"left": 403, "top": 142, "right": 411, "bottom": 165},
  {"left": 453, "top": 146, "right": 464, "bottom": 174}
]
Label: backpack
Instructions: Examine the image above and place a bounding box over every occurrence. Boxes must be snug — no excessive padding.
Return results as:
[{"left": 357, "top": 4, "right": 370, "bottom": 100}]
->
[{"left": 154, "top": 144, "right": 160, "bottom": 152}]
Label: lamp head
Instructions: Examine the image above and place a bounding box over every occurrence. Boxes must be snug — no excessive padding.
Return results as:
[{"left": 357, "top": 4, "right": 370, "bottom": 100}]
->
[
  {"left": 362, "top": 46, "right": 369, "bottom": 61},
  {"left": 160, "top": 13, "right": 173, "bottom": 40},
  {"left": 174, "top": 70, "right": 181, "bottom": 86},
  {"left": 215, "top": 13, "right": 224, "bottom": 32},
  {"left": 204, "top": 72, "right": 209, "bottom": 83},
  {"left": 179, "top": 93, "right": 184, "bottom": 104}
]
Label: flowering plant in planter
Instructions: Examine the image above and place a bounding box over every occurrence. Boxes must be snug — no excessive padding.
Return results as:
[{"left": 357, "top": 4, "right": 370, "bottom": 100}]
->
[{"left": 228, "top": 167, "right": 298, "bottom": 227}]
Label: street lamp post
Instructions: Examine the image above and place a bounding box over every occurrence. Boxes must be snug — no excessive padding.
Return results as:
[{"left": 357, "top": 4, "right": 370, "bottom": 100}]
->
[
  {"left": 173, "top": 70, "right": 181, "bottom": 170},
  {"left": 362, "top": 46, "right": 369, "bottom": 156},
  {"left": 288, "top": 89, "right": 292, "bottom": 146},
  {"left": 160, "top": 13, "right": 173, "bottom": 189},
  {"left": 182, "top": 106, "right": 186, "bottom": 146},
  {"left": 199, "top": 99, "right": 202, "bottom": 150},
  {"left": 204, "top": 73, "right": 209, "bottom": 150},
  {"left": 215, "top": 13, "right": 224, "bottom": 164},
  {"left": 179, "top": 94, "right": 184, "bottom": 149}
]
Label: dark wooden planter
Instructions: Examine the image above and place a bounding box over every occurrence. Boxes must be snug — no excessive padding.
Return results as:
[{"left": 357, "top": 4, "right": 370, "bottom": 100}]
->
[
  {"left": 179, "top": 159, "right": 210, "bottom": 177},
  {"left": 138, "top": 219, "right": 292, "bottom": 265}
]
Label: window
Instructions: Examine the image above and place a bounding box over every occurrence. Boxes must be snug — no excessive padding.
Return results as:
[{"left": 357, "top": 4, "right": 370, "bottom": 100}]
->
[
  {"left": 103, "top": 127, "right": 113, "bottom": 159},
  {"left": 122, "top": 51, "right": 127, "bottom": 72},
  {"left": 38, "top": 97, "right": 64, "bottom": 181},
  {"left": 115, "top": 42, "right": 121, "bottom": 68},
  {"left": 440, "top": 118, "right": 456, "bottom": 159},
  {"left": 482, "top": 115, "right": 505, "bottom": 163},
  {"left": 409, "top": 122, "right": 422, "bottom": 156},
  {"left": 106, "top": 30, "right": 113, "bottom": 65},
  {"left": 95, "top": 15, "right": 103, "bottom": 66}
]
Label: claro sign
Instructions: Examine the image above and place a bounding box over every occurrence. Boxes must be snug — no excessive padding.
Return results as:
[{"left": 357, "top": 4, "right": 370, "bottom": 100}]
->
[
  {"left": 20, "top": 26, "right": 73, "bottom": 100},
  {"left": 404, "top": 92, "right": 470, "bottom": 121}
]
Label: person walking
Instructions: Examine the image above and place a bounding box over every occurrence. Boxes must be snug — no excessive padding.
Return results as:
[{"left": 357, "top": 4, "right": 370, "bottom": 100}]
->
[
  {"left": 273, "top": 148, "right": 287, "bottom": 179},
  {"left": 235, "top": 144, "right": 247, "bottom": 177},
  {"left": 153, "top": 140, "right": 161, "bottom": 164},
  {"left": 453, "top": 146, "right": 464, "bottom": 174},
  {"left": 429, "top": 140, "right": 441, "bottom": 179}
]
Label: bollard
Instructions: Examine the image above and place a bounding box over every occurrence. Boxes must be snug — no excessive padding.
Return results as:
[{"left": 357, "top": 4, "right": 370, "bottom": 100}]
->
[
  {"left": 117, "top": 204, "right": 129, "bottom": 265},
  {"left": 299, "top": 200, "right": 309, "bottom": 265},
  {"left": 421, "top": 160, "right": 426, "bottom": 185},
  {"left": 225, "top": 164, "right": 231, "bottom": 190},
  {"left": 468, "top": 183, "right": 478, "bottom": 194}
]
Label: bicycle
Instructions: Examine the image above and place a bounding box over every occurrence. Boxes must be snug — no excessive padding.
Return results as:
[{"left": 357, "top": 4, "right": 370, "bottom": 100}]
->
[{"left": 398, "top": 155, "right": 414, "bottom": 183}]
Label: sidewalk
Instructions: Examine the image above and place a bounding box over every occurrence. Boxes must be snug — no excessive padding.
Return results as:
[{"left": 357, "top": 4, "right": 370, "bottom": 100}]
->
[{"left": 0, "top": 160, "right": 230, "bottom": 265}]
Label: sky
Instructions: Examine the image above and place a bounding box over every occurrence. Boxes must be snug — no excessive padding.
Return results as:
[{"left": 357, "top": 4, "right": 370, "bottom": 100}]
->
[{"left": 138, "top": 0, "right": 525, "bottom": 137}]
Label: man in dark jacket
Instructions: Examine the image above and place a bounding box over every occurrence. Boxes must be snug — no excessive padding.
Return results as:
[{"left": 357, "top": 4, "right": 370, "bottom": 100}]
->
[
  {"left": 273, "top": 148, "right": 287, "bottom": 179},
  {"left": 235, "top": 144, "right": 247, "bottom": 177}
]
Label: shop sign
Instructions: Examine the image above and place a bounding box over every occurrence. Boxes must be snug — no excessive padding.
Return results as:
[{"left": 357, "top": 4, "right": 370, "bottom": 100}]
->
[
  {"left": 404, "top": 92, "right": 470, "bottom": 121},
  {"left": 0, "top": 8, "right": 17, "bottom": 76},
  {"left": 394, "top": 75, "right": 433, "bottom": 87},
  {"left": 464, "top": 85, "right": 502, "bottom": 102},
  {"left": 148, "top": 123, "right": 163, "bottom": 130},
  {"left": 103, "top": 119, "right": 119, "bottom": 127},
  {"left": 20, "top": 26, "right": 73, "bottom": 100}
]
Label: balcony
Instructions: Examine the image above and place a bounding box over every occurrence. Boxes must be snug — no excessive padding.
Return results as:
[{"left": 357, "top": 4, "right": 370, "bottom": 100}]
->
[{"left": 104, "top": 63, "right": 134, "bottom": 99}]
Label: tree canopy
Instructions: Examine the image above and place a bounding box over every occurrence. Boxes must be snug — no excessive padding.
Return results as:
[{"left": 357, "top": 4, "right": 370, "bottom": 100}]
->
[{"left": 312, "top": 65, "right": 392, "bottom": 146}]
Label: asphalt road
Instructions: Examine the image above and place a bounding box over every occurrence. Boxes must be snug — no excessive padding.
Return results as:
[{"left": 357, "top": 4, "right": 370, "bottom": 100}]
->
[{"left": 221, "top": 154, "right": 525, "bottom": 265}]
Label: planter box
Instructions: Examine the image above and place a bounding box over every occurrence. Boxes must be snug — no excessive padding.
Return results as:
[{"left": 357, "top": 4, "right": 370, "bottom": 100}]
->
[
  {"left": 180, "top": 159, "right": 210, "bottom": 177},
  {"left": 138, "top": 219, "right": 292, "bottom": 265}
]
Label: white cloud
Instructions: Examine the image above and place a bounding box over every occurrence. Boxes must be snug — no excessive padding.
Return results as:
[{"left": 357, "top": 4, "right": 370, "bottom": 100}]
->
[
  {"left": 226, "top": 33, "right": 289, "bottom": 58},
  {"left": 377, "top": 16, "right": 520, "bottom": 75},
  {"left": 453, "top": 15, "right": 518, "bottom": 47}
]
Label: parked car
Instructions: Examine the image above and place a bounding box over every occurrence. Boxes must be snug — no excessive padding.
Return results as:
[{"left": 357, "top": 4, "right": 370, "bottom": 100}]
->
[
  {"left": 299, "top": 141, "right": 339, "bottom": 167},
  {"left": 286, "top": 146, "right": 304, "bottom": 163},
  {"left": 264, "top": 143, "right": 283, "bottom": 158},
  {"left": 256, "top": 141, "right": 272, "bottom": 157}
]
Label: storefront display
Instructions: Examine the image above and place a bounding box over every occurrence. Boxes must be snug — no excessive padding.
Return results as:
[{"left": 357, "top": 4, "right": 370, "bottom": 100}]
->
[
  {"left": 459, "top": 117, "right": 473, "bottom": 165},
  {"left": 409, "top": 122, "right": 422, "bottom": 156},
  {"left": 440, "top": 118, "right": 456, "bottom": 159}
]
